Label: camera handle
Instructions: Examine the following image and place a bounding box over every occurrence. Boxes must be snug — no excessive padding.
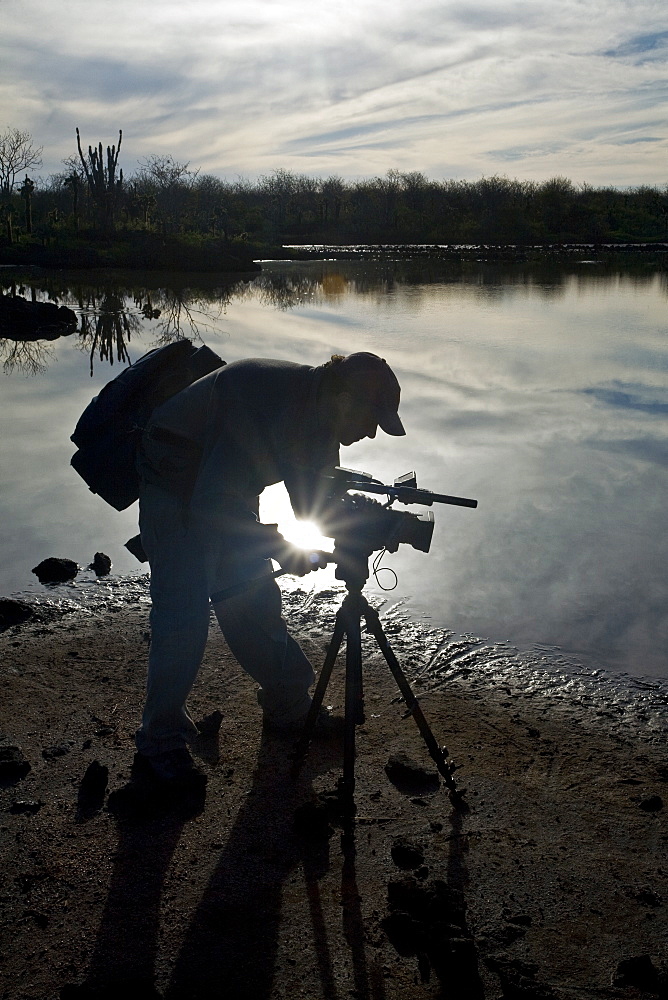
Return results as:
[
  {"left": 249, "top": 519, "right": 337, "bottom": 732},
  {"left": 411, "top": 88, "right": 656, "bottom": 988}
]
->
[
  {"left": 209, "top": 550, "right": 331, "bottom": 603},
  {"left": 291, "top": 554, "right": 466, "bottom": 835}
]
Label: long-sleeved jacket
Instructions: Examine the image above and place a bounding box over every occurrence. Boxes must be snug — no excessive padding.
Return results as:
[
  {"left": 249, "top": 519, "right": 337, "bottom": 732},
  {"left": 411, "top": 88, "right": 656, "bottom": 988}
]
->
[{"left": 144, "top": 357, "right": 340, "bottom": 555}]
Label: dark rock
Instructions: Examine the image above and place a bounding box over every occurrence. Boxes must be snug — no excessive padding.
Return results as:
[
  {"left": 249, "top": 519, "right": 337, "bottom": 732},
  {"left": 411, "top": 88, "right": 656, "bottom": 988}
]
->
[
  {"left": 23, "top": 907, "right": 49, "bottom": 928},
  {"left": 383, "top": 877, "right": 480, "bottom": 987},
  {"left": 77, "top": 760, "right": 108, "bottom": 815},
  {"left": 0, "top": 294, "right": 77, "bottom": 342},
  {"left": 0, "top": 598, "right": 34, "bottom": 631},
  {"left": 387, "top": 876, "right": 466, "bottom": 927},
  {"left": 88, "top": 552, "right": 112, "bottom": 576},
  {"left": 635, "top": 888, "right": 662, "bottom": 907},
  {"left": 0, "top": 745, "right": 31, "bottom": 782},
  {"left": 385, "top": 752, "right": 440, "bottom": 795},
  {"left": 503, "top": 908, "right": 533, "bottom": 926},
  {"left": 42, "top": 744, "right": 71, "bottom": 760},
  {"left": 32, "top": 557, "right": 78, "bottom": 584},
  {"left": 391, "top": 835, "right": 425, "bottom": 870},
  {"left": 195, "top": 710, "right": 224, "bottom": 737},
  {"left": 639, "top": 795, "right": 664, "bottom": 812},
  {"left": 95, "top": 725, "right": 116, "bottom": 738},
  {"left": 612, "top": 954, "right": 660, "bottom": 992},
  {"left": 10, "top": 799, "right": 42, "bottom": 815},
  {"left": 486, "top": 956, "right": 557, "bottom": 999}
]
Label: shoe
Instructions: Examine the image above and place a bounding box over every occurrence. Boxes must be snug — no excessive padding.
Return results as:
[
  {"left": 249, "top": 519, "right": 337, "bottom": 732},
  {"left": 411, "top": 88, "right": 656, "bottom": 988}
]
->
[
  {"left": 132, "top": 747, "right": 207, "bottom": 787},
  {"left": 263, "top": 705, "right": 344, "bottom": 737}
]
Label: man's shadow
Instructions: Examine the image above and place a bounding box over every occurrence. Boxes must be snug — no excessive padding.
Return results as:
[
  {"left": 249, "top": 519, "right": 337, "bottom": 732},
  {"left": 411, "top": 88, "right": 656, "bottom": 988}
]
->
[
  {"left": 63, "top": 725, "right": 338, "bottom": 1000},
  {"left": 164, "top": 729, "right": 335, "bottom": 1000}
]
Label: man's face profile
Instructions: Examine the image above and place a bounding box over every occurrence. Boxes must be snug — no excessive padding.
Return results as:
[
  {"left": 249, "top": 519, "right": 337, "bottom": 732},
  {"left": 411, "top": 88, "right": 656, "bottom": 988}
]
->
[{"left": 333, "top": 391, "right": 380, "bottom": 446}]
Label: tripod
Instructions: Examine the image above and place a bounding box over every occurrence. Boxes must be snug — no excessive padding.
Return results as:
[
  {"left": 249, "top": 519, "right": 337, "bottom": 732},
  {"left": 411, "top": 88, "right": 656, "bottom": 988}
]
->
[{"left": 292, "top": 547, "right": 465, "bottom": 816}]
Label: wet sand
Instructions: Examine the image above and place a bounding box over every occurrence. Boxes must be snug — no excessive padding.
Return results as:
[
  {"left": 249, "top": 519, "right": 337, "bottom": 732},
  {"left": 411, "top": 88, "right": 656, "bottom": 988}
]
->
[{"left": 1, "top": 597, "right": 666, "bottom": 999}]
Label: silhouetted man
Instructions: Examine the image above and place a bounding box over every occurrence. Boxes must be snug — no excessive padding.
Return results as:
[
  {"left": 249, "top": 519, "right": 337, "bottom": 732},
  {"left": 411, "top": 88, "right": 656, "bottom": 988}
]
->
[{"left": 134, "top": 352, "right": 405, "bottom": 784}]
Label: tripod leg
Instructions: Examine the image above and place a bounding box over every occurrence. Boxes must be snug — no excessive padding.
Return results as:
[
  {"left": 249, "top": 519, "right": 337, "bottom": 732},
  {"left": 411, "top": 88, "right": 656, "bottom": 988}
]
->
[
  {"left": 343, "top": 598, "right": 364, "bottom": 814},
  {"left": 362, "top": 602, "right": 462, "bottom": 801},
  {"left": 291, "top": 606, "right": 346, "bottom": 773}
]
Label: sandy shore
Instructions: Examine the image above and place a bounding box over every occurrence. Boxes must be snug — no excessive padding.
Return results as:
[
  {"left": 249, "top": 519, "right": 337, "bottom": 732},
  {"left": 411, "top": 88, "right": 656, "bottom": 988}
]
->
[{"left": 1, "top": 598, "right": 666, "bottom": 1000}]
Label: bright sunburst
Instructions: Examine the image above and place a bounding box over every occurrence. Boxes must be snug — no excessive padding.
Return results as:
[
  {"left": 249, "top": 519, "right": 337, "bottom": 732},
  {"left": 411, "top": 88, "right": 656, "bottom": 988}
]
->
[{"left": 260, "top": 483, "right": 333, "bottom": 554}]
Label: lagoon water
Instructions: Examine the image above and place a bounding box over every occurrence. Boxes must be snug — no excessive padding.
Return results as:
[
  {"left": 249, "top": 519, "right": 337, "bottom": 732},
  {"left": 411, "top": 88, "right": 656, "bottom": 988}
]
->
[{"left": 1, "top": 255, "right": 667, "bottom": 703}]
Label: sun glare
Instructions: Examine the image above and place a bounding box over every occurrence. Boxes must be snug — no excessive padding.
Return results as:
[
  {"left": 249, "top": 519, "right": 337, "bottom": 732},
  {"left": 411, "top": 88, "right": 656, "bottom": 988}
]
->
[
  {"left": 260, "top": 483, "right": 333, "bottom": 554},
  {"left": 282, "top": 517, "right": 332, "bottom": 552}
]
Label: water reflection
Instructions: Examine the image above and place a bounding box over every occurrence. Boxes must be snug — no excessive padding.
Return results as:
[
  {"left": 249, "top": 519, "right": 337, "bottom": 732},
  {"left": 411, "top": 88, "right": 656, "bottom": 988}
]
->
[
  {"left": 0, "top": 273, "right": 255, "bottom": 375},
  {"left": 0, "top": 258, "right": 666, "bottom": 681},
  {"left": 1, "top": 336, "right": 55, "bottom": 376}
]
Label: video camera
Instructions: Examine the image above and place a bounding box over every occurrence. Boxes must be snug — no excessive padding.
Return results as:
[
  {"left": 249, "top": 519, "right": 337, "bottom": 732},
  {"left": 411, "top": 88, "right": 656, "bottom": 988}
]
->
[{"left": 314, "top": 467, "right": 477, "bottom": 584}]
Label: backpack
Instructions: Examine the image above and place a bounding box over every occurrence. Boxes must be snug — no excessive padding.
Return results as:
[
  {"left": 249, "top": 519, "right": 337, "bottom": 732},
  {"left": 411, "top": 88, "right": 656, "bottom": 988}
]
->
[{"left": 70, "top": 338, "right": 225, "bottom": 510}]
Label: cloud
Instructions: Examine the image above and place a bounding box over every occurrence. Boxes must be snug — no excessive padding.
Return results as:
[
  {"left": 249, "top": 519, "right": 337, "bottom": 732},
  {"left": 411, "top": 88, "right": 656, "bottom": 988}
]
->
[
  {"left": 582, "top": 381, "right": 668, "bottom": 415},
  {"left": 0, "top": 0, "right": 667, "bottom": 185},
  {"left": 603, "top": 29, "right": 668, "bottom": 60}
]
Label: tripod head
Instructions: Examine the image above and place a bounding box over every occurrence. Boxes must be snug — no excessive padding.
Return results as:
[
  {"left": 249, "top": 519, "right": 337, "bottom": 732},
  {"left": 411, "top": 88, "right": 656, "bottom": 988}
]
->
[{"left": 315, "top": 467, "right": 478, "bottom": 589}]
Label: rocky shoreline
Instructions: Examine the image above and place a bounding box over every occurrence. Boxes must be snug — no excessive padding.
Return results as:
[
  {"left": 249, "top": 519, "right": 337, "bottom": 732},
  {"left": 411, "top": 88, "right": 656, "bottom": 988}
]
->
[{"left": 1, "top": 596, "right": 666, "bottom": 999}]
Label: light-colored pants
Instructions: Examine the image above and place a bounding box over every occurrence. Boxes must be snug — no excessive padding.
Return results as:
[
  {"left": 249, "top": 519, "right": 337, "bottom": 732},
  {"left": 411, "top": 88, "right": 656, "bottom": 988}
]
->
[{"left": 135, "top": 477, "right": 314, "bottom": 756}]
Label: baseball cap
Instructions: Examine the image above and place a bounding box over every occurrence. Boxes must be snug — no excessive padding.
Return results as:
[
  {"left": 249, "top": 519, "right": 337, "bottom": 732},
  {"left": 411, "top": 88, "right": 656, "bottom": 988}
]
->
[{"left": 337, "top": 352, "right": 406, "bottom": 436}]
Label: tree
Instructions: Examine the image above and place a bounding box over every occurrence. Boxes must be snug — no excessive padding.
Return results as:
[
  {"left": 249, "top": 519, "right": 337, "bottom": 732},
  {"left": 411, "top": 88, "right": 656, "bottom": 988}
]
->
[
  {"left": 76, "top": 128, "right": 123, "bottom": 232},
  {"left": 1, "top": 202, "right": 17, "bottom": 243},
  {"left": 137, "top": 153, "right": 195, "bottom": 189},
  {"left": 0, "top": 127, "right": 43, "bottom": 198}
]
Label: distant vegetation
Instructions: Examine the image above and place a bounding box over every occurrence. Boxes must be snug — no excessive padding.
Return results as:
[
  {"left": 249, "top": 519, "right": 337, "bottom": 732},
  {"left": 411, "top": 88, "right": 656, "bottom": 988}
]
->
[{"left": 0, "top": 126, "right": 667, "bottom": 266}]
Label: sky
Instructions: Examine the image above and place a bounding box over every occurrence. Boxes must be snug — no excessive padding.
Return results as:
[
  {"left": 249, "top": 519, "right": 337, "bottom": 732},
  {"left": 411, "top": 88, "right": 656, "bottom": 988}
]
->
[{"left": 1, "top": 0, "right": 667, "bottom": 188}]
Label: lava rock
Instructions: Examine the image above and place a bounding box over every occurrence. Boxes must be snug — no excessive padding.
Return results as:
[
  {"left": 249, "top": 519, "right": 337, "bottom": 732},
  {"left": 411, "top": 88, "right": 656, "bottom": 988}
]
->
[
  {"left": 639, "top": 795, "right": 664, "bottom": 812},
  {"left": 612, "top": 954, "right": 660, "bottom": 992},
  {"left": 0, "top": 598, "right": 34, "bottom": 631},
  {"left": 391, "top": 836, "right": 425, "bottom": 870},
  {"left": 387, "top": 876, "right": 467, "bottom": 927},
  {"left": 24, "top": 908, "right": 49, "bottom": 929},
  {"left": 486, "top": 957, "right": 557, "bottom": 999},
  {"left": 0, "top": 745, "right": 31, "bottom": 782},
  {"left": 88, "top": 552, "right": 112, "bottom": 576},
  {"left": 42, "top": 744, "right": 72, "bottom": 760},
  {"left": 634, "top": 888, "right": 663, "bottom": 907},
  {"left": 383, "top": 876, "right": 479, "bottom": 985},
  {"left": 195, "top": 710, "right": 224, "bottom": 737},
  {"left": 503, "top": 908, "right": 533, "bottom": 926},
  {"left": 32, "top": 557, "right": 78, "bottom": 584},
  {"left": 77, "top": 760, "right": 108, "bottom": 814},
  {"left": 0, "top": 294, "right": 77, "bottom": 341},
  {"left": 385, "top": 753, "right": 440, "bottom": 795},
  {"left": 10, "top": 799, "right": 42, "bottom": 815}
]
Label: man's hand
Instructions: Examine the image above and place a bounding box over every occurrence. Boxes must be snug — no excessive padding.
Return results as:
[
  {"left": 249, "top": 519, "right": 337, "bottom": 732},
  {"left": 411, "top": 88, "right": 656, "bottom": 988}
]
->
[{"left": 275, "top": 543, "right": 328, "bottom": 577}]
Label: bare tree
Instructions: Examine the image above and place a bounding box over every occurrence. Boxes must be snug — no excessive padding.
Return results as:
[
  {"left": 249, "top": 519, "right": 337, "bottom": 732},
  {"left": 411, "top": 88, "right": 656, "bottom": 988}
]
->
[
  {"left": 0, "top": 127, "right": 43, "bottom": 198},
  {"left": 137, "top": 154, "right": 196, "bottom": 189}
]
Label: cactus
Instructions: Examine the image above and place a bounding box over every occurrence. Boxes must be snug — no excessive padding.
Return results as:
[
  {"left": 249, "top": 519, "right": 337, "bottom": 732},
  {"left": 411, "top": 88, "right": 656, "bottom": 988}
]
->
[
  {"left": 76, "top": 128, "right": 124, "bottom": 231},
  {"left": 18, "top": 175, "right": 35, "bottom": 234}
]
